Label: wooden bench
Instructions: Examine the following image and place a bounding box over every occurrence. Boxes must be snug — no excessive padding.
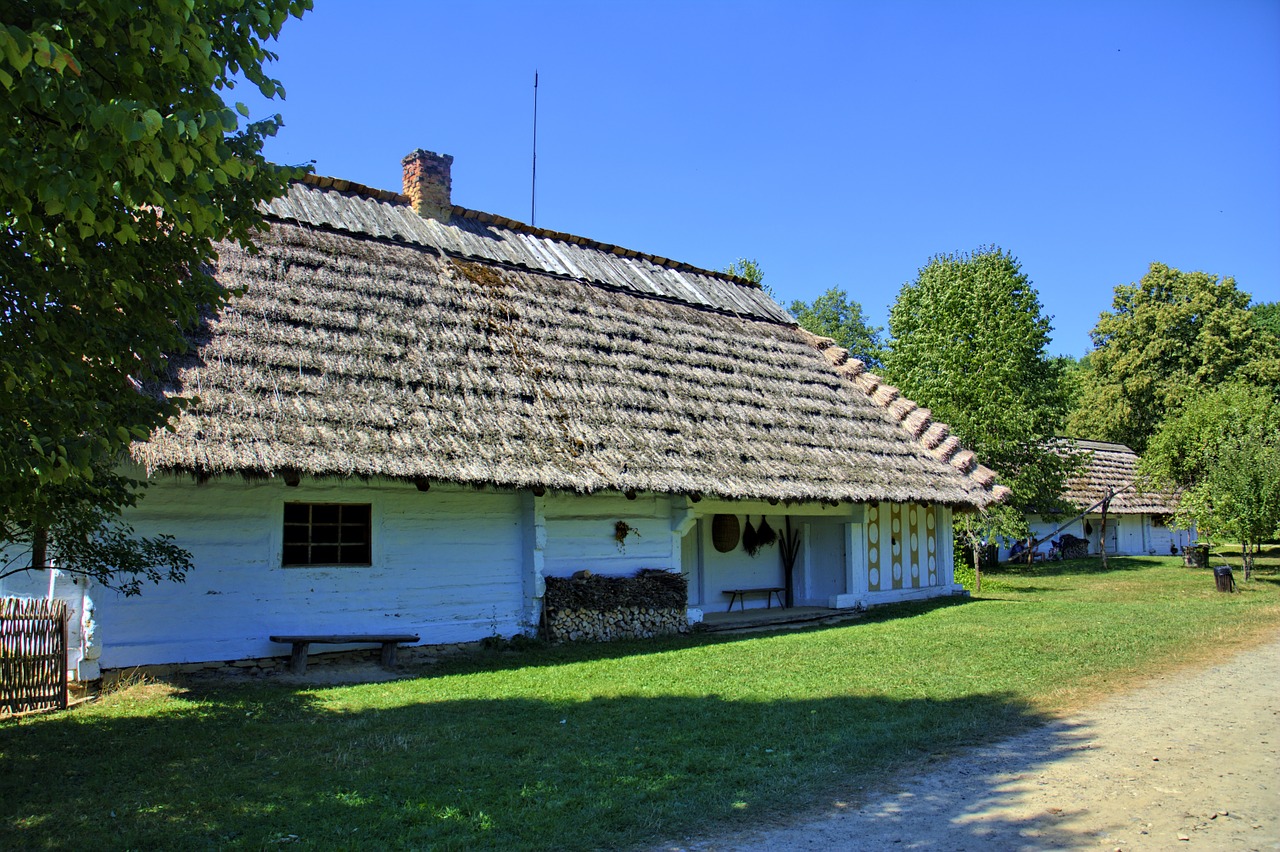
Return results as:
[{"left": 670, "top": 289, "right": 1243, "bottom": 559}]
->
[
  {"left": 269, "top": 634, "right": 419, "bottom": 674},
  {"left": 723, "top": 587, "right": 786, "bottom": 612}
]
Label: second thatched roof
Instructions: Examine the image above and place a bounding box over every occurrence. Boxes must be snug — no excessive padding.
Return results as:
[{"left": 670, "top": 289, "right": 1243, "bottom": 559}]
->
[{"left": 1057, "top": 440, "right": 1178, "bottom": 515}]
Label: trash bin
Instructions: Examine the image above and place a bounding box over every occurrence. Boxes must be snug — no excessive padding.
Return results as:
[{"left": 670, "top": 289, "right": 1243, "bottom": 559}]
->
[
  {"left": 1213, "top": 565, "right": 1236, "bottom": 593},
  {"left": 1183, "top": 544, "right": 1209, "bottom": 569}
]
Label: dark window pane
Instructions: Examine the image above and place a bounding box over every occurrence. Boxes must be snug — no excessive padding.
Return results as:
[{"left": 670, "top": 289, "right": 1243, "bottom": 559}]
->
[
  {"left": 343, "top": 543, "right": 371, "bottom": 564},
  {"left": 311, "top": 523, "right": 341, "bottom": 544},
  {"left": 340, "top": 524, "right": 369, "bottom": 543},
  {"left": 312, "top": 504, "right": 340, "bottom": 524},
  {"left": 282, "top": 503, "right": 372, "bottom": 566}
]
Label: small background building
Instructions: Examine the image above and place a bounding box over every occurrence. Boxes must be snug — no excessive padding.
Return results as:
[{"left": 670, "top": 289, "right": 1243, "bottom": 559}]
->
[{"left": 1000, "top": 439, "right": 1192, "bottom": 561}]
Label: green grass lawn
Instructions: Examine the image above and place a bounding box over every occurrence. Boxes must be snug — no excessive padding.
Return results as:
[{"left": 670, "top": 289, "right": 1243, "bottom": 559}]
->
[
  {"left": 3, "top": 557, "right": 1278, "bottom": 851},
  {"left": 1205, "top": 542, "right": 1280, "bottom": 573}
]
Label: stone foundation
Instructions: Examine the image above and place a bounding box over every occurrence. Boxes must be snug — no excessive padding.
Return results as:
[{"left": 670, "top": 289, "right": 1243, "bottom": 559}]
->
[{"left": 99, "top": 641, "right": 478, "bottom": 686}]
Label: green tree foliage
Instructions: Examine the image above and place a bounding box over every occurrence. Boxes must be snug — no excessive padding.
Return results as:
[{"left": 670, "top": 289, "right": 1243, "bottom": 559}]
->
[
  {"left": 1053, "top": 353, "right": 1092, "bottom": 434},
  {"left": 0, "top": 462, "right": 193, "bottom": 595},
  {"left": 1139, "top": 383, "right": 1280, "bottom": 580},
  {"left": 723, "top": 257, "right": 764, "bottom": 285},
  {"left": 788, "top": 287, "right": 885, "bottom": 369},
  {"left": 1067, "top": 264, "right": 1280, "bottom": 453},
  {"left": 1, "top": 0, "right": 310, "bottom": 590},
  {"left": 883, "top": 247, "right": 1074, "bottom": 586},
  {"left": 1251, "top": 301, "right": 1280, "bottom": 341}
]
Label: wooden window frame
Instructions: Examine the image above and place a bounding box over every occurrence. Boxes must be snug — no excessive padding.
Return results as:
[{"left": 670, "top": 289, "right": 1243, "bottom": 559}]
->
[{"left": 282, "top": 502, "right": 372, "bottom": 567}]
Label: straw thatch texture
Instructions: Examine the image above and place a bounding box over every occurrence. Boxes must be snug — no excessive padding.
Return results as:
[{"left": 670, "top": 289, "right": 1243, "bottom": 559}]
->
[
  {"left": 133, "top": 182, "right": 1007, "bottom": 508},
  {"left": 1059, "top": 440, "right": 1178, "bottom": 514}
]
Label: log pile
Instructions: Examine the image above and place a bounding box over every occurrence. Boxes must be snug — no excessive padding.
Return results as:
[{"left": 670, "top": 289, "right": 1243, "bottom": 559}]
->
[
  {"left": 543, "top": 569, "right": 689, "bottom": 642},
  {"left": 544, "top": 605, "right": 688, "bottom": 642}
]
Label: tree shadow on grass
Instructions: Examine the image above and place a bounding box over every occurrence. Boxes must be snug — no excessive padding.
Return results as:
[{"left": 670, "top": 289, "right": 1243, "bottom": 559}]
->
[{"left": 0, "top": 680, "right": 1111, "bottom": 851}]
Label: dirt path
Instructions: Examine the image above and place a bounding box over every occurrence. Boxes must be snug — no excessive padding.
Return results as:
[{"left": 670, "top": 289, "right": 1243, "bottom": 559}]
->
[{"left": 663, "top": 633, "right": 1280, "bottom": 851}]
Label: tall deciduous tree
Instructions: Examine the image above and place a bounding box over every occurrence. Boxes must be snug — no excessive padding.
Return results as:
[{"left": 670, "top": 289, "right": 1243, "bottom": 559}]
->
[
  {"left": 883, "top": 247, "right": 1074, "bottom": 589},
  {"left": 1053, "top": 353, "right": 1092, "bottom": 434},
  {"left": 788, "top": 287, "right": 885, "bottom": 369},
  {"left": 1, "top": 0, "right": 310, "bottom": 591},
  {"left": 1251, "top": 301, "right": 1280, "bottom": 342},
  {"left": 1139, "top": 383, "right": 1280, "bottom": 581},
  {"left": 1067, "top": 264, "right": 1280, "bottom": 454}
]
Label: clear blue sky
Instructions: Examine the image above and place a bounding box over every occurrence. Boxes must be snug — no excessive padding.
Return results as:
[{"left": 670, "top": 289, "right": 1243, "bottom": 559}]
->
[{"left": 240, "top": 0, "right": 1280, "bottom": 358}]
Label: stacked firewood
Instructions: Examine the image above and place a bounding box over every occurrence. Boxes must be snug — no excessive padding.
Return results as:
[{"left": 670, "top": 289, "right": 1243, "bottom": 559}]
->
[
  {"left": 543, "top": 569, "right": 688, "bottom": 642},
  {"left": 544, "top": 605, "right": 688, "bottom": 642}
]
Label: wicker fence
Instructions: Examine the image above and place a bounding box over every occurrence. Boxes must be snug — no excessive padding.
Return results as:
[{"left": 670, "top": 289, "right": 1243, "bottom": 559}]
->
[{"left": 1, "top": 598, "right": 69, "bottom": 715}]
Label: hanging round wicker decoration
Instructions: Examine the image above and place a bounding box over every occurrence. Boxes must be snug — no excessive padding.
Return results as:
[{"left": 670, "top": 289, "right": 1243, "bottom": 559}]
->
[{"left": 711, "top": 514, "right": 741, "bottom": 553}]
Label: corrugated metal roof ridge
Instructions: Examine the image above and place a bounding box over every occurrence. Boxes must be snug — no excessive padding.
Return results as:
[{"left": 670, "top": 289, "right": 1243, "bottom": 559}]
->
[
  {"left": 295, "top": 173, "right": 769, "bottom": 293},
  {"left": 1060, "top": 437, "right": 1135, "bottom": 453}
]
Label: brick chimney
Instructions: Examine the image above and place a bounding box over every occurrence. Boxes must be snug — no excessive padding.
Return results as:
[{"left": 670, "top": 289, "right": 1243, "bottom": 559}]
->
[{"left": 402, "top": 148, "right": 454, "bottom": 221}]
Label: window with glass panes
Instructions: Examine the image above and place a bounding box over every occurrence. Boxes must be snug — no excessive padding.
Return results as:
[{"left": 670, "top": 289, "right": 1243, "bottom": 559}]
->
[{"left": 282, "top": 503, "right": 371, "bottom": 566}]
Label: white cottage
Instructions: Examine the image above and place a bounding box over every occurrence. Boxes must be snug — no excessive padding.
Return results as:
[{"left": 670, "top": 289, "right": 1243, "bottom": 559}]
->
[
  {"left": 1001, "top": 439, "right": 1192, "bottom": 560},
  {"left": 3, "top": 149, "right": 1008, "bottom": 679}
]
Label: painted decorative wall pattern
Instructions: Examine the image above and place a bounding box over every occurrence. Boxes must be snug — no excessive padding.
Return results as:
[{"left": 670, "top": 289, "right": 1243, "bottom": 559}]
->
[
  {"left": 867, "top": 503, "right": 881, "bottom": 591},
  {"left": 925, "top": 504, "right": 938, "bottom": 585},
  {"left": 890, "top": 502, "right": 903, "bottom": 589},
  {"left": 905, "top": 503, "right": 939, "bottom": 588},
  {"left": 908, "top": 503, "right": 921, "bottom": 587},
  {"left": 865, "top": 502, "right": 939, "bottom": 593}
]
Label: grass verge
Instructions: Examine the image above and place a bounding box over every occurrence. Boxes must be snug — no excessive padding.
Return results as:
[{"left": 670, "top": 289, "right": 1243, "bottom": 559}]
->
[{"left": 2, "top": 557, "right": 1277, "bottom": 850}]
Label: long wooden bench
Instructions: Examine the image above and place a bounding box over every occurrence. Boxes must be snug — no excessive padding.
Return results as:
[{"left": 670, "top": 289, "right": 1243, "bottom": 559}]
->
[
  {"left": 269, "top": 634, "right": 419, "bottom": 674},
  {"left": 723, "top": 587, "right": 786, "bottom": 612}
]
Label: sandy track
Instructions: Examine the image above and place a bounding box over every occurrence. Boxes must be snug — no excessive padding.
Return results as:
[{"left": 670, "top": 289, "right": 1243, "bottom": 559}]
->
[{"left": 664, "top": 633, "right": 1280, "bottom": 851}]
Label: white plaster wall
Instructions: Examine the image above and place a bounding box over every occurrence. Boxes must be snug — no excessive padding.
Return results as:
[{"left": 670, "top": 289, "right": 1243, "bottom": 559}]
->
[
  {"left": 540, "top": 493, "right": 675, "bottom": 578},
  {"left": 1116, "top": 516, "right": 1141, "bottom": 555},
  {"left": 99, "top": 477, "right": 525, "bottom": 668},
  {"left": 1005, "top": 514, "right": 1193, "bottom": 560},
  {"left": 1150, "top": 522, "right": 1193, "bottom": 556}
]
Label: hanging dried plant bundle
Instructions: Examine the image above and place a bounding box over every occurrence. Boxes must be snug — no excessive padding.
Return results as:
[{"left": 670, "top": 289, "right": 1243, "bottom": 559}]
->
[
  {"left": 755, "top": 515, "right": 777, "bottom": 548},
  {"left": 743, "top": 517, "right": 759, "bottom": 556}
]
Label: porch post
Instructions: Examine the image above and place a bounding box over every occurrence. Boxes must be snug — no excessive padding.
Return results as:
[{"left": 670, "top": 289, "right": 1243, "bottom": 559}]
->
[{"left": 521, "top": 492, "right": 547, "bottom": 635}]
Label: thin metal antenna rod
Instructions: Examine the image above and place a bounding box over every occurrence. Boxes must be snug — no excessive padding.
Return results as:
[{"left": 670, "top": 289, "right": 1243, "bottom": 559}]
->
[{"left": 531, "top": 70, "right": 538, "bottom": 227}]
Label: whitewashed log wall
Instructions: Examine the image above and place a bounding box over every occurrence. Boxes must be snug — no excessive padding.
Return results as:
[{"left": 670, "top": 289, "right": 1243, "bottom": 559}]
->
[
  {"left": 102, "top": 476, "right": 526, "bottom": 668},
  {"left": 52, "top": 474, "right": 969, "bottom": 671},
  {"left": 1013, "top": 513, "right": 1195, "bottom": 560},
  {"left": 540, "top": 492, "right": 676, "bottom": 578}
]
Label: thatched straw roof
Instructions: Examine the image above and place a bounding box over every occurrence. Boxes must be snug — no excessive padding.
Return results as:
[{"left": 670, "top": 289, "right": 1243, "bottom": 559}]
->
[
  {"left": 1058, "top": 440, "right": 1178, "bottom": 515},
  {"left": 132, "top": 177, "right": 1008, "bottom": 508}
]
